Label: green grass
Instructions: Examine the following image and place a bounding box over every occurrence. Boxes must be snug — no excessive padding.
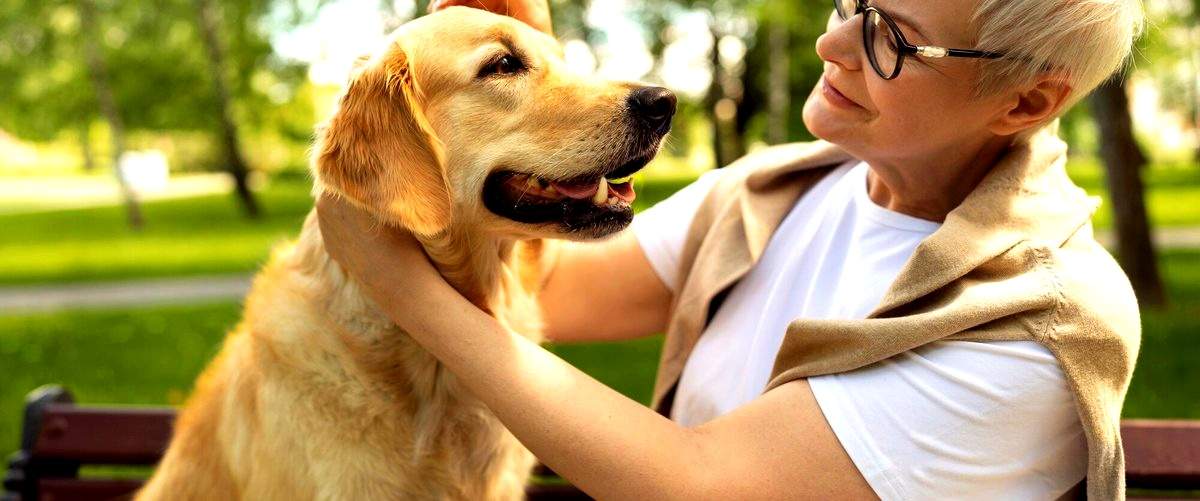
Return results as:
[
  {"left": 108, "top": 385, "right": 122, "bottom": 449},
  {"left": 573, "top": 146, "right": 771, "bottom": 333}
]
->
[
  {"left": 0, "top": 302, "right": 239, "bottom": 454},
  {"left": 0, "top": 159, "right": 1197, "bottom": 286},
  {"left": 0, "top": 253, "right": 1196, "bottom": 460},
  {"left": 1, "top": 250, "right": 1197, "bottom": 457},
  {"left": 0, "top": 179, "right": 315, "bottom": 286},
  {"left": 1122, "top": 249, "right": 1200, "bottom": 419},
  {"left": 0, "top": 176, "right": 696, "bottom": 286},
  {"left": 1066, "top": 157, "right": 1200, "bottom": 230},
  {"left": 0, "top": 301, "right": 664, "bottom": 457}
]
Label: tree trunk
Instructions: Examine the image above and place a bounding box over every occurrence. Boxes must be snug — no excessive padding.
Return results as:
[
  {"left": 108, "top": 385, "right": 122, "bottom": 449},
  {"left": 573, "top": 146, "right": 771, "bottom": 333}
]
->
[
  {"left": 766, "top": 20, "right": 790, "bottom": 145},
  {"left": 704, "top": 25, "right": 730, "bottom": 168},
  {"left": 705, "top": 24, "right": 747, "bottom": 169},
  {"left": 1090, "top": 76, "right": 1166, "bottom": 307},
  {"left": 79, "top": 0, "right": 143, "bottom": 230},
  {"left": 195, "top": 0, "right": 260, "bottom": 218},
  {"left": 1190, "top": 22, "right": 1200, "bottom": 162},
  {"left": 80, "top": 122, "right": 96, "bottom": 172}
]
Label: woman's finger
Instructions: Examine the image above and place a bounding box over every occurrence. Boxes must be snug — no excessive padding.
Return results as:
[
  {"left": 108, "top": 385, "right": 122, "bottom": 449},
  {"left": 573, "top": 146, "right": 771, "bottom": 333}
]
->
[{"left": 428, "top": 0, "right": 553, "bottom": 35}]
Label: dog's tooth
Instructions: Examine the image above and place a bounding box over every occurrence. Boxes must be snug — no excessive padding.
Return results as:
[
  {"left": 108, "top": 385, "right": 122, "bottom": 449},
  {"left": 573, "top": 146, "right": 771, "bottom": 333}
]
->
[
  {"left": 544, "top": 185, "right": 558, "bottom": 196},
  {"left": 607, "top": 196, "right": 617, "bottom": 205},
  {"left": 593, "top": 177, "right": 608, "bottom": 205},
  {"left": 525, "top": 176, "right": 540, "bottom": 190}
]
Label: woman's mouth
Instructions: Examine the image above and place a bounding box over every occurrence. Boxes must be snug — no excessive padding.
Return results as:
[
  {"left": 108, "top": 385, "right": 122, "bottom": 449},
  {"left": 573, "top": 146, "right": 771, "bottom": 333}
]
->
[{"left": 821, "top": 77, "right": 865, "bottom": 110}]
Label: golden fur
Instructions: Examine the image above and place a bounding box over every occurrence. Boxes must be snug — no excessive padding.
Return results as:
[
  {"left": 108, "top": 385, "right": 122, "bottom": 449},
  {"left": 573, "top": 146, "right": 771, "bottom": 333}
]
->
[{"left": 137, "top": 7, "right": 664, "bottom": 500}]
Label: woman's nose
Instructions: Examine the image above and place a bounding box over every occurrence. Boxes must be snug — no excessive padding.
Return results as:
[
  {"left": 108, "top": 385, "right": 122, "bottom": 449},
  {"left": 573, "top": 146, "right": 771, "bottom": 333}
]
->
[{"left": 814, "top": 10, "right": 862, "bottom": 72}]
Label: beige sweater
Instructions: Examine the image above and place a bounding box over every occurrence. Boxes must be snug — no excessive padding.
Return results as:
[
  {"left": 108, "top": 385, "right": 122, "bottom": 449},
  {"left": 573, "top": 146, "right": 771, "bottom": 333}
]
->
[{"left": 651, "top": 124, "right": 1140, "bottom": 500}]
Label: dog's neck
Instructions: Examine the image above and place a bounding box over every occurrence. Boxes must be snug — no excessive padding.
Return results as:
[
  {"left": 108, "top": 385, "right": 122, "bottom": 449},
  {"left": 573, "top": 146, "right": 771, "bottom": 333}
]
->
[{"left": 416, "top": 226, "right": 515, "bottom": 314}]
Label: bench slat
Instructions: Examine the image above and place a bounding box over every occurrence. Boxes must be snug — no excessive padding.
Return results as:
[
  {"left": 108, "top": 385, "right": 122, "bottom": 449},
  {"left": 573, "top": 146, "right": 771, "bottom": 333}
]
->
[
  {"left": 526, "top": 484, "right": 593, "bottom": 500},
  {"left": 1122, "top": 419, "right": 1200, "bottom": 490},
  {"left": 12, "top": 398, "right": 1200, "bottom": 498},
  {"left": 37, "top": 477, "right": 144, "bottom": 500},
  {"left": 31, "top": 478, "right": 594, "bottom": 501},
  {"left": 31, "top": 405, "right": 175, "bottom": 465}
]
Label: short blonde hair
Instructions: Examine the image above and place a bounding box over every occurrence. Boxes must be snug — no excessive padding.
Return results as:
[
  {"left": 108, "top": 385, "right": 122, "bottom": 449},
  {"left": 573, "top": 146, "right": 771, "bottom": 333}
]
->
[{"left": 971, "top": 0, "right": 1145, "bottom": 104}]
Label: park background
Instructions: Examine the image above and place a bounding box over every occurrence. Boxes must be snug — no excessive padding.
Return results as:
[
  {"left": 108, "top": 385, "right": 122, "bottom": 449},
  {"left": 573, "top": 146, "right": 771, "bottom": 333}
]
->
[{"left": 1, "top": 0, "right": 1197, "bottom": 459}]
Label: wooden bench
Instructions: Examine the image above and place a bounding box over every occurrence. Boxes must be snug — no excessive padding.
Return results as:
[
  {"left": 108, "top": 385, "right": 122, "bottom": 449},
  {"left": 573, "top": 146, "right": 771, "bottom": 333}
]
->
[
  {"left": 4, "top": 386, "right": 1199, "bottom": 500},
  {"left": 2, "top": 386, "right": 588, "bottom": 500}
]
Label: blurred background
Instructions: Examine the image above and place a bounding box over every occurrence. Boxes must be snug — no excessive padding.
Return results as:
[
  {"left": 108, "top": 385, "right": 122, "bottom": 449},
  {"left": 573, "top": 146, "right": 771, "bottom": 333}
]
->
[{"left": 0, "top": 0, "right": 1197, "bottom": 456}]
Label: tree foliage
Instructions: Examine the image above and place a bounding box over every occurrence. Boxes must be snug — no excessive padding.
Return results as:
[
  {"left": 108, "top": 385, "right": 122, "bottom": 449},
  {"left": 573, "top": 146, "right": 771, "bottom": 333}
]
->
[{"left": 0, "top": 0, "right": 314, "bottom": 158}]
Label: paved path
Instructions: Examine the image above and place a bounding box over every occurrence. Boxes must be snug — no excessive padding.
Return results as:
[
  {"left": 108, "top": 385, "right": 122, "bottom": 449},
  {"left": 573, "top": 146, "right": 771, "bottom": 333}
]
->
[
  {"left": 1, "top": 227, "right": 1197, "bottom": 314},
  {"left": 1095, "top": 227, "right": 1200, "bottom": 250},
  {"left": 0, "top": 274, "right": 253, "bottom": 314}
]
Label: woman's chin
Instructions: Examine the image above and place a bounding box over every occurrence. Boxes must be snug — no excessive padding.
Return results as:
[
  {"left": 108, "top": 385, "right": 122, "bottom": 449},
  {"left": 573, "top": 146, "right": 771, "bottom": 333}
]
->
[{"left": 802, "top": 94, "right": 856, "bottom": 144}]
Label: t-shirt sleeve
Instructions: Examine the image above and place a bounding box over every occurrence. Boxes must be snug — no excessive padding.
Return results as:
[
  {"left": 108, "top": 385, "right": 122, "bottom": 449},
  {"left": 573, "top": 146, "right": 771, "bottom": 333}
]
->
[
  {"left": 807, "top": 340, "right": 1088, "bottom": 500},
  {"left": 630, "top": 169, "right": 728, "bottom": 293}
]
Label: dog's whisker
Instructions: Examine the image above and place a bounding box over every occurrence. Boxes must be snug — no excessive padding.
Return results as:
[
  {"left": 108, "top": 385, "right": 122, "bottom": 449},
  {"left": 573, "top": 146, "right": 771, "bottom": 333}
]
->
[{"left": 513, "top": 184, "right": 532, "bottom": 208}]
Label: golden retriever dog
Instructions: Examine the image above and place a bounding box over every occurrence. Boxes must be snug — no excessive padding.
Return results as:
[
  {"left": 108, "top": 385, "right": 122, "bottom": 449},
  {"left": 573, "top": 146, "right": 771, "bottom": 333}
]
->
[{"left": 136, "top": 6, "right": 675, "bottom": 501}]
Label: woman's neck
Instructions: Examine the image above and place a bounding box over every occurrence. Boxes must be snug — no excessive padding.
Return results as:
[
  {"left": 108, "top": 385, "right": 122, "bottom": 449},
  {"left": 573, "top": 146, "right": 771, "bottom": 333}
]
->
[{"left": 864, "top": 134, "right": 1013, "bottom": 222}]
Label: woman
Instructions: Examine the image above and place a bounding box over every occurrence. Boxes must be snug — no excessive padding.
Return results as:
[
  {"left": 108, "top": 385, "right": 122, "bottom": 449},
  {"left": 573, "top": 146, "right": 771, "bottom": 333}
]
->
[{"left": 318, "top": 0, "right": 1144, "bottom": 498}]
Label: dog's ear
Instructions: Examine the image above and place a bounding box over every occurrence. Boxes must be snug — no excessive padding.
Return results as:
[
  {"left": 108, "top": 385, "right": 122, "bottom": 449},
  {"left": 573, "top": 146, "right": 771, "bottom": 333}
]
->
[{"left": 314, "top": 46, "right": 451, "bottom": 237}]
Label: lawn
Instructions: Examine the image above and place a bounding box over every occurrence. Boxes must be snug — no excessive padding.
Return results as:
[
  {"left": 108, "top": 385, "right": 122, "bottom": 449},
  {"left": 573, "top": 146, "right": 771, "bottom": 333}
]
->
[
  {"left": 0, "top": 157, "right": 1196, "bottom": 286},
  {"left": 1066, "top": 157, "right": 1200, "bottom": 230},
  {"left": 0, "top": 175, "right": 695, "bottom": 286},
  {"left": 1, "top": 249, "right": 1198, "bottom": 457},
  {"left": 0, "top": 301, "right": 665, "bottom": 456},
  {"left": 0, "top": 178, "right": 314, "bottom": 286}
]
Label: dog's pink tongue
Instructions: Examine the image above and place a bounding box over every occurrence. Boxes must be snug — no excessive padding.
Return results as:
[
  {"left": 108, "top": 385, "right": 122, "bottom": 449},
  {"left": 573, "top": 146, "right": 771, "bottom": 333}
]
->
[
  {"left": 550, "top": 180, "right": 599, "bottom": 200},
  {"left": 610, "top": 182, "right": 635, "bottom": 203}
]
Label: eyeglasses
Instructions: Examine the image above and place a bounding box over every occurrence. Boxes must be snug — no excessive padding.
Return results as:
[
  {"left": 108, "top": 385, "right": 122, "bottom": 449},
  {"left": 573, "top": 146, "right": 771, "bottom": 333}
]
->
[{"left": 834, "top": 0, "right": 1004, "bottom": 80}]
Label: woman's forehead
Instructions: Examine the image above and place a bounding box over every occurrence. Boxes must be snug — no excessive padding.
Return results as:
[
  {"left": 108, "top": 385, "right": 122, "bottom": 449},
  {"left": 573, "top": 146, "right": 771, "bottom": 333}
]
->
[{"left": 871, "top": 0, "right": 978, "bottom": 46}]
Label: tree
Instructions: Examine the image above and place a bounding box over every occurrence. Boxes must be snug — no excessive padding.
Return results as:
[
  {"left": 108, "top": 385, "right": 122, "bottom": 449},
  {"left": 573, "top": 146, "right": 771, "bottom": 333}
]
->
[
  {"left": 79, "top": 0, "right": 144, "bottom": 228},
  {"left": 195, "top": 0, "right": 260, "bottom": 218},
  {"left": 0, "top": 0, "right": 318, "bottom": 221},
  {"left": 1090, "top": 75, "right": 1167, "bottom": 307}
]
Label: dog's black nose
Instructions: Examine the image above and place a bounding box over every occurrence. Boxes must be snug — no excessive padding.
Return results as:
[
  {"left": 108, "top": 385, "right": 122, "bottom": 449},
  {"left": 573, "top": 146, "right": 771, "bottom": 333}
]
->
[{"left": 628, "top": 86, "right": 677, "bottom": 133}]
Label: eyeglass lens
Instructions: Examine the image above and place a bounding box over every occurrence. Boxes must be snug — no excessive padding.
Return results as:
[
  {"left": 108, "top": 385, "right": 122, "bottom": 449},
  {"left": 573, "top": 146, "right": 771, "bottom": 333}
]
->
[
  {"left": 835, "top": 0, "right": 857, "bottom": 20},
  {"left": 835, "top": 0, "right": 903, "bottom": 79},
  {"left": 865, "top": 11, "right": 900, "bottom": 78}
]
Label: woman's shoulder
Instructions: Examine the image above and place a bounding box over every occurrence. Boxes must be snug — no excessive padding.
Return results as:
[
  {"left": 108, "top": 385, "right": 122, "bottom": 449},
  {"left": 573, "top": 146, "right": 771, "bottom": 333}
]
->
[{"left": 1041, "top": 223, "right": 1141, "bottom": 343}]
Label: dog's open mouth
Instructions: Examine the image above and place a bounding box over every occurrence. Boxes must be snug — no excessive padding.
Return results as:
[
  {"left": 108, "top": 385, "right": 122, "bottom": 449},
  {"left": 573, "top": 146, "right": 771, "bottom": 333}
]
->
[{"left": 483, "top": 151, "right": 654, "bottom": 235}]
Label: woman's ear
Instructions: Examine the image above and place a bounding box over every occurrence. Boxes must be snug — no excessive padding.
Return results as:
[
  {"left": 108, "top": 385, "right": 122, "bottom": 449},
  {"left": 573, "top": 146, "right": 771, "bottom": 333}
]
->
[
  {"left": 313, "top": 45, "right": 452, "bottom": 238},
  {"left": 988, "top": 74, "right": 1073, "bottom": 137}
]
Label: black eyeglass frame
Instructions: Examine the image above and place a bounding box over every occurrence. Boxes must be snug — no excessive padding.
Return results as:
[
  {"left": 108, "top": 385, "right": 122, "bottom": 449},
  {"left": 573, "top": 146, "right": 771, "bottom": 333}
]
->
[{"left": 835, "top": 0, "right": 1005, "bottom": 80}]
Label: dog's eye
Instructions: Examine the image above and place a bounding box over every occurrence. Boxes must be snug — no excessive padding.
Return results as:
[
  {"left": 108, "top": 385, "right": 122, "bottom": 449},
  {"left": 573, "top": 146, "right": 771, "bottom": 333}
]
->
[{"left": 479, "top": 55, "right": 526, "bottom": 78}]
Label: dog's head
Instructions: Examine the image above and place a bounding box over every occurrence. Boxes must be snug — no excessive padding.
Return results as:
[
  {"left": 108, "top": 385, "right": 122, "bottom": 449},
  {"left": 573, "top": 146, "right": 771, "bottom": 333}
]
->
[{"left": 313, "top": 6, "right": 675, "bottom": 240}]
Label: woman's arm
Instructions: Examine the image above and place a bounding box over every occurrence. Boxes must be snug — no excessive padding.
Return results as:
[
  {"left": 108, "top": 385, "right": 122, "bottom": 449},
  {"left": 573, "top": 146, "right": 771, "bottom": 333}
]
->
[
  {"left": 316, "top": 197, "right": 876, "bottom": 500},
  {"left": 538, "top": 233, "right": 674, "bottom": 343}
]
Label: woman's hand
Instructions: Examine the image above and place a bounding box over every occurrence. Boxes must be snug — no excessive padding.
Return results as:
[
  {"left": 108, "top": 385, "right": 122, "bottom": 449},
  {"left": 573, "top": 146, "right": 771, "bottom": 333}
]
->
[
  {"left": 430, "top": 0, "right": 552, "bottom": 35},
  {"left": 315, "top": 194, "right": 453, "bottom": 332}
]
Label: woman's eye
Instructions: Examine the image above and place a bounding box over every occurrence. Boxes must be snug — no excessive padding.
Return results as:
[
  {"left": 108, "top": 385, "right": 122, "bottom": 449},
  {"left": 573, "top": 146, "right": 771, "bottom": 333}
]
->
[{"left": 481, "top": 55, "right": 526, "bottom": 77}]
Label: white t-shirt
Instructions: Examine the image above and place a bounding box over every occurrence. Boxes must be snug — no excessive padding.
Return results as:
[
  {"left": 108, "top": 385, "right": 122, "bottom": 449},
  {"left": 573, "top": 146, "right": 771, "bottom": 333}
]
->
[{"left": 631, "top": 161, "right": 1087, "bottom": 499}]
